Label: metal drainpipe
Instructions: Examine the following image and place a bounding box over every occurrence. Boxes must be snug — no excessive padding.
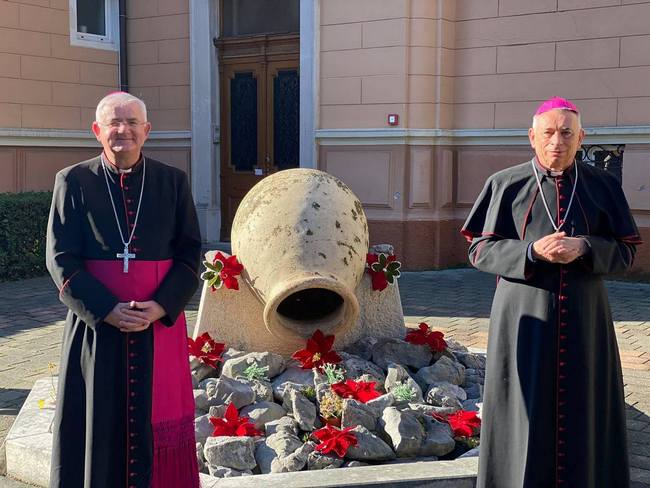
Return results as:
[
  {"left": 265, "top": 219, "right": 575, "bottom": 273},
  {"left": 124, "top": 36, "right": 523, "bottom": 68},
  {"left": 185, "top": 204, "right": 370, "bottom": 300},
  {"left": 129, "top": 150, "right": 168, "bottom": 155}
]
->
[{"left": 118, "top": 0, "right": 128, "bottom": 92}]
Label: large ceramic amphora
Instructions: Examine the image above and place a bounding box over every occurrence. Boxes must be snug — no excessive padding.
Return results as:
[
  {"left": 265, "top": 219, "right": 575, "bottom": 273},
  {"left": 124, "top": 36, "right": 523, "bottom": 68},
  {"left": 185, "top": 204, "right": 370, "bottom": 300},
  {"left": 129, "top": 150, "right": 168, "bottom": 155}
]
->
[{"left": 231, "top": 168, "right": 369, "bottom": 342}]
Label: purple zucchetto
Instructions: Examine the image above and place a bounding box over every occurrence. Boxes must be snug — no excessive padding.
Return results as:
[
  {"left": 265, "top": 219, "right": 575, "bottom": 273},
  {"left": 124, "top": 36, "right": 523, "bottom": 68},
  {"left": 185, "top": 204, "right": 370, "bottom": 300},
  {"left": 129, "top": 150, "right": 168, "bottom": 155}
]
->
[{"left": 534, "top": 96, "right": 579, "bottom": 116}]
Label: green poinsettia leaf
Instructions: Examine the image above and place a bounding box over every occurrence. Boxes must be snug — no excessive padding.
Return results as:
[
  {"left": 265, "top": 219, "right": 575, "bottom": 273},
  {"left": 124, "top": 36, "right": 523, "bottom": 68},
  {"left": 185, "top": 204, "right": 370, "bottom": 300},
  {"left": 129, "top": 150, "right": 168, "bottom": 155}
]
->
[
  {"left": 371, "top": 262, "right": 384, "bottom": 273},
  {"left": 203, "top": 260, "right": 222, "bottom": 272},
  {"left": 386, "top": 261, "right": 401, "bottom": 273},
  {"left": 386, "top": 274, "right": 395, "bottom": 284},
  {"left": 392, "top": 270, "right": 402, "bottom": 279},
  {"left": 208, "top": 275, "right": 223, "bottom": 289},
  {"left": 377, "top": 253, "right": 388, "bottom": 267},
  {"left": 200, "top": 270, "right": 215, "bottom": 281}
]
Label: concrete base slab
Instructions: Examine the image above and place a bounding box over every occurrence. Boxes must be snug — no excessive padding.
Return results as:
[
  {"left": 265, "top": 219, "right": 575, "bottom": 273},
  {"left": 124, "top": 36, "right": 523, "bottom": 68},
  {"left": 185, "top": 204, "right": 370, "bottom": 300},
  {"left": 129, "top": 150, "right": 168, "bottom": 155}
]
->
[{"left": 5, "top": 379, "right": 54, "bottom": 487}]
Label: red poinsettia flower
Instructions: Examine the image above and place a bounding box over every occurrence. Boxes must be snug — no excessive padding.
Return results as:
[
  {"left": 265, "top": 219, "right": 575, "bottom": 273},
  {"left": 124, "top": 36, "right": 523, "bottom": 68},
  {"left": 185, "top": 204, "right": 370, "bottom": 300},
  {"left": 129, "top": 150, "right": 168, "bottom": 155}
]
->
[
  {"left": 209, "top": 402, "right": 263, "bottom": 437},
  {"left": 405, "top": 323, "right": 447, "bottom": 353},
  {"left": 214, "top": 252, "right": 244, "bottom": 290},
  {"left": 431, "top": 409, "right": 481, "bottom": 438},
  {"left": 313, "top": 425, "right": 358, "bottom": 458},
  {"left": 366, "top": 253, "right": 401, "bottom": 291},
  {"left": 331, "top": 379, "right": 381, "bottom": 403},
  {"left": 291, "top": 329, "right": 342, "bottom": 371},
  {"left": 187, "top": 332, "right": 225, "bottom": 368}
]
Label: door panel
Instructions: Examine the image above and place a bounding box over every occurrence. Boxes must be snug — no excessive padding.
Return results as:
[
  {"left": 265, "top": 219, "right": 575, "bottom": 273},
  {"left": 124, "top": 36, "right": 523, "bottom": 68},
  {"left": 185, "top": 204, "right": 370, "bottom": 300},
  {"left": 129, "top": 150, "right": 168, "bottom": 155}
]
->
[
  {"left": 219, "top": 36, "right": 299, "bottom": 240},
  {"left": 268, "top": 62, "right": 300, "bottom": 172}
]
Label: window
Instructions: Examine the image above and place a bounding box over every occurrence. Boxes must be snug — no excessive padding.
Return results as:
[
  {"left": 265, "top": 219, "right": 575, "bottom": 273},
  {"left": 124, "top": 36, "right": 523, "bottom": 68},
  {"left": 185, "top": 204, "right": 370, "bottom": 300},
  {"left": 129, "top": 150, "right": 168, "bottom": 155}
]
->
[
  {"left": 69, "top": 0, "right": 119, "bottom": 51},
  {"left": 221, "top": 0, "right": 299, "bottom": 38}
]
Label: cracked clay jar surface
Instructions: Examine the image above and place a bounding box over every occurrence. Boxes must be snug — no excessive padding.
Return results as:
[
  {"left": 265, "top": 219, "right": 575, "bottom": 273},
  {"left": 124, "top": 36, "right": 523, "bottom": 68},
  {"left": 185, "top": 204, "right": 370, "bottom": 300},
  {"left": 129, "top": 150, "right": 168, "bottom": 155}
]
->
[{"left": 231, "top": 168, "right": 370, "bottom": 342}]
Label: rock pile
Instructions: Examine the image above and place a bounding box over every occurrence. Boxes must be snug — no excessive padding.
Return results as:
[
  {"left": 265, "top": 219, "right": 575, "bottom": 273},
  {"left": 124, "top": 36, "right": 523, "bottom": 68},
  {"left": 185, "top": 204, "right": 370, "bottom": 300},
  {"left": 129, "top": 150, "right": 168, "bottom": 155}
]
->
[{"left": 192, "top": 336, "right": 485, "bottom": 479}]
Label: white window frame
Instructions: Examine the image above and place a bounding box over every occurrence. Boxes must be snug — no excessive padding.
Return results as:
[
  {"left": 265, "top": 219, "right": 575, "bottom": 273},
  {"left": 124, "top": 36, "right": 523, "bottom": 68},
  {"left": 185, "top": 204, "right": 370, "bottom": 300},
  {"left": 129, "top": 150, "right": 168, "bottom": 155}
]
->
[{"left": 69, "top": 0, "right": 119, "bottom": 51}]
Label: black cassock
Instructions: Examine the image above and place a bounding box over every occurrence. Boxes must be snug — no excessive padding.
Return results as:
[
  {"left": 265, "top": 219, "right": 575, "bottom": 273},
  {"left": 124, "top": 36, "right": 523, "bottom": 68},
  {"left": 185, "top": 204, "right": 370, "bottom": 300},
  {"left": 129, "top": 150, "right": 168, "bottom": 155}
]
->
[
  {"left": 461, "top": 159, "right": 642, "bottom": 488},
  {"left": 46, "top": 155, "right": 201, "bottom": 488}
]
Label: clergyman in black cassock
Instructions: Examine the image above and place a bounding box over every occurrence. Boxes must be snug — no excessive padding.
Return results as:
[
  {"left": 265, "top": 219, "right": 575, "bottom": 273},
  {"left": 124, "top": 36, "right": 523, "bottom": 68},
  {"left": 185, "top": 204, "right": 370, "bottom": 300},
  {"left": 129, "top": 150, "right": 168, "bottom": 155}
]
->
[
  {"left": 46, "top": 92, "right": 201, "bottom": 488},
  {"left": 461, "top": 97, "right": 642, "bottom": 488}
]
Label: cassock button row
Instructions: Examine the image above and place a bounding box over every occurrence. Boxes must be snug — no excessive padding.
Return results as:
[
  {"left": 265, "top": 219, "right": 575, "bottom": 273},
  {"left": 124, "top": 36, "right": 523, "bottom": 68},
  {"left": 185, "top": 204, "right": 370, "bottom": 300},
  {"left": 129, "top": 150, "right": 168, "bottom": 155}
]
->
[
  {"left": 560, "top": 207, "right": 566, "bottom": 213},
  {"left": 559, "top": 295, "right": 567, "bottom": 301}
]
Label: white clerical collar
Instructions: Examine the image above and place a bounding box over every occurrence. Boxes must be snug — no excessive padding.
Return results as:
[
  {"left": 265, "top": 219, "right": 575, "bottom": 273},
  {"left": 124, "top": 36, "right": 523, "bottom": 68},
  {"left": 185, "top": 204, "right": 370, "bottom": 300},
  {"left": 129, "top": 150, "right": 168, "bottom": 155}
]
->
[{"left": 534, "top": 157, "right": 573, "bottom": 177}]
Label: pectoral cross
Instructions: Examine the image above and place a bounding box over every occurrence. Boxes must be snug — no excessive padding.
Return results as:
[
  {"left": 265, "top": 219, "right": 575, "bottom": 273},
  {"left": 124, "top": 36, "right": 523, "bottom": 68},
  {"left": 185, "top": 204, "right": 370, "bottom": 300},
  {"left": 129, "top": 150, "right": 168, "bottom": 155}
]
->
[{"left": 117, "top": 245, "right": 135, "bottom": 273}]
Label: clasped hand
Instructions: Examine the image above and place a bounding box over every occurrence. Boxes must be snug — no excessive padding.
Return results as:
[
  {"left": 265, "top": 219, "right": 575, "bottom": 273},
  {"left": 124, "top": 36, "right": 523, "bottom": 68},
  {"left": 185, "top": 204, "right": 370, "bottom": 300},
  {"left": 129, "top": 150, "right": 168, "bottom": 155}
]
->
[
  {"left": 532, "top": 231, "right": 588, "bottom": 264},
  {"left": 105, "top": 300, "right": 166, "bottom": 333}
]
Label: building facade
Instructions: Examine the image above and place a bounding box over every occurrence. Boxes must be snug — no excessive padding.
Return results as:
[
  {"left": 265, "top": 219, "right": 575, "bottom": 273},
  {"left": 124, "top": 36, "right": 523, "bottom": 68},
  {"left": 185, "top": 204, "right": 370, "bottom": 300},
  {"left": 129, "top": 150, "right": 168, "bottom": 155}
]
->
[{"left": 1, "top": 0, "right": 649, "bottom": 271}]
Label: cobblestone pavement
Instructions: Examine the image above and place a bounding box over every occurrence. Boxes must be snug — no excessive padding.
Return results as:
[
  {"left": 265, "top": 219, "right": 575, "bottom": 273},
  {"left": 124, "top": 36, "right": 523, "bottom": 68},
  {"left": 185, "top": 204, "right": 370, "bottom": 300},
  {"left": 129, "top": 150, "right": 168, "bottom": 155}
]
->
[{"left": 1, "top": 269, "right": 649, "bottom": 487}]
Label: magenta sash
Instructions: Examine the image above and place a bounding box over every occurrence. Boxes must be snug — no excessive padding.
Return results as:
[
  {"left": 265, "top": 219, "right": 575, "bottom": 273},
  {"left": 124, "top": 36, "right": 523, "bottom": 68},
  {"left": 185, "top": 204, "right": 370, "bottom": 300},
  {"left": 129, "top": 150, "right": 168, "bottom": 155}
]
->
[{"left": 86, "top": 259, "right": 199, "bottom": 488}]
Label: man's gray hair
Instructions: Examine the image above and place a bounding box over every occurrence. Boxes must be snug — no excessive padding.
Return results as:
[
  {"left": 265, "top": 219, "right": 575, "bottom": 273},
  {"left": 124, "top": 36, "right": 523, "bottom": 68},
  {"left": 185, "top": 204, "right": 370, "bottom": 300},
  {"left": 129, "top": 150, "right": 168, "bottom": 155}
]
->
[
  {"left": 532, "top": 108, "right": 582, "bottom": 129},
  {"left": 95, "top": 92, "right": 148, "bottom": 122}
]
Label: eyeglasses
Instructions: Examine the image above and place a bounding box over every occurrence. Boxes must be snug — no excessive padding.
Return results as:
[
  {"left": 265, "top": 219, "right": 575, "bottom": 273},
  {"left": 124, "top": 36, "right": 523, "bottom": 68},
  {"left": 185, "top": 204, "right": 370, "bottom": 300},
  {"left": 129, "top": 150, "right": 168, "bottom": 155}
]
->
[{"left": 100, "top": 120, "right": 147, "bottom": 129}]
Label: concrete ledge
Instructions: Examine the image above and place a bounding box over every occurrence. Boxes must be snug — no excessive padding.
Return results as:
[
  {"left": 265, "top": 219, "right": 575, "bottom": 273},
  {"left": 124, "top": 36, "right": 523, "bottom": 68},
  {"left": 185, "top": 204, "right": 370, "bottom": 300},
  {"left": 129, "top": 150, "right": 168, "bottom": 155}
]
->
[
  {"left": 5, "top": 378, "right": 55, "bottom": 487},
  {"left": 7, "top": 379, "right": 478, "bottom": 488},
  {"left": 199, "top": 458, "right": 478, "bottom": 487}
]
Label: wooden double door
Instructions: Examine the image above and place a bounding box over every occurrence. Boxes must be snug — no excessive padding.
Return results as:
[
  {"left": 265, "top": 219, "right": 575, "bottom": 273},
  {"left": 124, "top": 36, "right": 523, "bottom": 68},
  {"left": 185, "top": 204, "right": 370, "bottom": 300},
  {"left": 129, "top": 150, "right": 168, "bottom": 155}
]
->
[{"left": 217, "top": 34, "right": 300, "bottom": 240}]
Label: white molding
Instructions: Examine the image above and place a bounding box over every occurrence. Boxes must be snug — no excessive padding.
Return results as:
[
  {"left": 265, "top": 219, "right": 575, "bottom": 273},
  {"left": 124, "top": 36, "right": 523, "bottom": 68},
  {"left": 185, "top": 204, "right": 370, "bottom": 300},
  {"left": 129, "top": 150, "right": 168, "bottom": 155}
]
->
[
  {"left": 316, "top": 127, "right": 650, "bottom": 146},
  {"left": 69, "top": 0, "right": 119, "bottom": 52},
  {"left": 190, "top": 0, "right": 221, "bottom": 244},
  {"left": 0, "top": 129, "right": 191, "bottom": 147},
  {"left": 299, "top": 0, "right": 317, "bottom": 169}
]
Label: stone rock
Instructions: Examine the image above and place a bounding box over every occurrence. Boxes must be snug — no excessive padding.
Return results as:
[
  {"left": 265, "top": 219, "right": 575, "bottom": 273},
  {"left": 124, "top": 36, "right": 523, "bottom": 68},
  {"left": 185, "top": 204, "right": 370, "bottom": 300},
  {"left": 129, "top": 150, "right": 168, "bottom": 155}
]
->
[
  {"left": 371, "top": 338, "right": 432, "bottom": 370},
  {"left": 379, "top": 407, "right": 425, "bottom": 458},
  {"left": 307, "top": 450, "right": 345, "bottom": 470},
  {"left": 365, "top": 392, "right": 395, "bottom": 417},
  {"left": 341, "top": 398, "right": 377, "bottom": 432},
  {"left": 339, "top": 352, "right": 386, "bottom": 383},
  {"left": 462, "top": 398, "right": 481, "bottom": 412},
  {"left": 255, "top": 439, "right": 277, "bottom": 474},
  {"left": 196, "top": 442, "right": 205, "bottom": 472},
  {"left": 205, "top": 376, "right": 256, "bottom": 409},
  {"left": 208, "top": 404, "right": 227, "bottom": 418},
  {"left": 459, "top": 446, "right": 480, "bottom": 458},
  {"left": 271, "top": 442, "right": 314, "bottom": 472},
  {"left": 203, "top": 436, "right": 256, "bottom": 471},
  {"left": 343, "top": 336, "right": 378, "bottom": 361},
  {"left": 208, "top": 465, "right": 253, "bottom": 478},
  {"left": 283, "top": 389, "right": 317, "bottom": 431},
  {"left": 370, "top": 243, "right": 394, "bottom": 255},
  {"left": 464, "top": 382, "right": 483, "bottom": 400},
  {"left": 192, "top": 362, "right": 218, "bottom": 384},
  {"left": 418, "top": 417, "right": 456, "bottom": 457},
  {"left": 408, "top": 403, "right": 459, "bottom": 417},
  {"left": 266, "top": 430, "right": 303, "bottom": 458},
  {"left": 344, "top": 460, "right": 369, "bottom": 468},
  {"left": 222, "top": 347, "right": 247, "bottom": 362},
  {"left": 345, "top": 426, "right": 396, "bottom": 462},
  {"left": 250, "top": 379, "right": 274, "bottom": 402},
  {"left": 221, "top": 351, "right": 286, "bottom": 380},
  {"left": 415, "top": 356, "right": 465, "bottom": 388},
  {"left": 426, "top": 382, "right": 467, "bottom": 409},
  {"left": 445, "top": 339, "right": 468, "bottom": 353},
  {"left": 384, "top": 363, "right": 424, "bottom": 404},
  {"left": 195, "top": 414, "right": 215, "bottom": 444},
  {"left": 465, "top": 368, "right": 485, "bottom": 386},
  {"left": 455, "top": 352, "right": 486, "bottom": 371},
  {"left": 240, "top": 401, "right": 287, "bottom": 429},
  {"left": 199, "top": 377, "right": 219, "bottom": 390},
  {"left": 264, "top": 416, "right": 299, "bottom": 436},
  {"left": 272, "top": 366, "right": 315, "bottom": 401},
  {"left": 194, "top": 389, "right": 209, "bottom": 413}
]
